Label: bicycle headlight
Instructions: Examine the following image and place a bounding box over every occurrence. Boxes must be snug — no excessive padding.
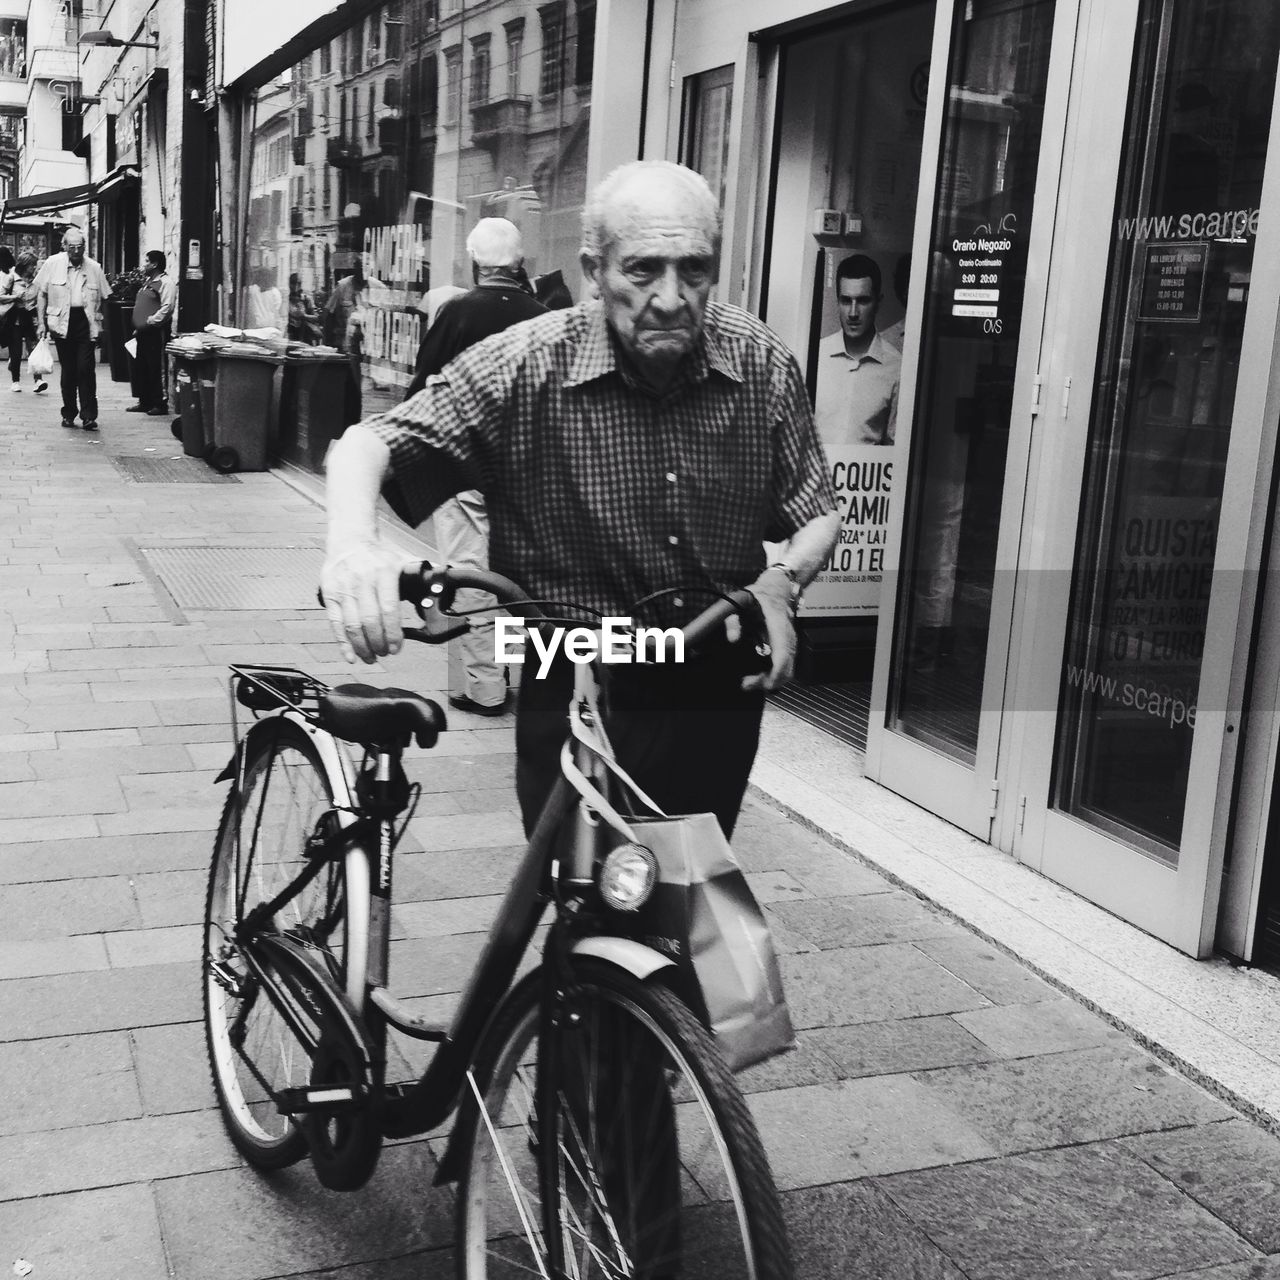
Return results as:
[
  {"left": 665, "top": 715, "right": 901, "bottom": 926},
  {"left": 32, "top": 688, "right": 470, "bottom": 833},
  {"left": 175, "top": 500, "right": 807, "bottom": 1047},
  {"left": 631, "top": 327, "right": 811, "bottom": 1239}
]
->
[{"left": 598, "top": 843, "right": 658, "bottom": 912}]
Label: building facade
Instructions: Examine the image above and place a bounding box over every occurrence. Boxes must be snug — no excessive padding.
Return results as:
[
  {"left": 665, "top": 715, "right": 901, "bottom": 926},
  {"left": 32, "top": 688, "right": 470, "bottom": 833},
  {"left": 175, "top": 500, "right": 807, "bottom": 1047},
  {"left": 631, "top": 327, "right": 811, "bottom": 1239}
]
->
[{"left": 221, "top": 0, "right": 1280, "bottom": 968}]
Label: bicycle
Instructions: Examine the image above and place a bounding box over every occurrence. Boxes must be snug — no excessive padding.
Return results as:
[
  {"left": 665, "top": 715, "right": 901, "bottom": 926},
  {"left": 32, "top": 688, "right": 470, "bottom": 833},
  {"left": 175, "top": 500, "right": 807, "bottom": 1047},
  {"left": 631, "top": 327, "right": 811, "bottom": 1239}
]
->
[{"left": 202, "top": 561, "right": 794, "bottom": 1279}]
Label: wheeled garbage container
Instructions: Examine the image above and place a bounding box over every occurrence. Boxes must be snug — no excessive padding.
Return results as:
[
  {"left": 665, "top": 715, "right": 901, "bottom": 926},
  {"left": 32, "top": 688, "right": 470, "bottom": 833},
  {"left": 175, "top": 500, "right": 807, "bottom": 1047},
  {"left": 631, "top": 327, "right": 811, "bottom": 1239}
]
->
[
  {"left": 279, "top": 351, "right": 351, "bottom": 472},
  {"left": 206, "top": 345, "right": 284, "bottom": 473},
  {"left": 166, "top": 344, "right": 217, "bottom": 458}
]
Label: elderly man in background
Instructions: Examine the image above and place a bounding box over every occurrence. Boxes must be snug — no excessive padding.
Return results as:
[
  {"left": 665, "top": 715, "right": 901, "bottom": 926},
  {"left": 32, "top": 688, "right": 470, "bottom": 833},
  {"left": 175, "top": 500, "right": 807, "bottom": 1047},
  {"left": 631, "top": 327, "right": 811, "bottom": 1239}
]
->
[
  {"left": 322, "top": 161, "right": 838, "bottom": 838},
  {"left": 35, "top": 227, "right": 110, "bottom": 431},
  {"left": 405, "top": 218, "right": 547, "bottom": 717}
]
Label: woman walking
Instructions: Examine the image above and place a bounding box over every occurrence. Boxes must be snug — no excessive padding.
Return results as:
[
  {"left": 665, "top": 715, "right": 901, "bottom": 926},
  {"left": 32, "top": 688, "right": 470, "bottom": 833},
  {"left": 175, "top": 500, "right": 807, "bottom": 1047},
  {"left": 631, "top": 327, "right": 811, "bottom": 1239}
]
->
[{"left": 0, "top": 248, "right": 46, "bottom": 393}]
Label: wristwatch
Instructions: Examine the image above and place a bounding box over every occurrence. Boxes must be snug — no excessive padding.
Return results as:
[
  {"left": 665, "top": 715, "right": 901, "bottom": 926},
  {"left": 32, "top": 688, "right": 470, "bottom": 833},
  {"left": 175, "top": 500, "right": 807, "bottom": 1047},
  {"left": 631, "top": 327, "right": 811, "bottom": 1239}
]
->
[{"left": 766, "top": 562, "right": 803, "bottom": 613}]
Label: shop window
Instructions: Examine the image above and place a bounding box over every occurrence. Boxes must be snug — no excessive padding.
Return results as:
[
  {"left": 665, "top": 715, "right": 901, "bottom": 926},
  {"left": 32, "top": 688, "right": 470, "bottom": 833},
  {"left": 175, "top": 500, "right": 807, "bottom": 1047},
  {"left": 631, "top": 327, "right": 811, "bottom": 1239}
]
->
[
  {"left": 505, "top": 20, "right": 524, "bottom": 99},
  {"left": 470, "top": 35, "right": 491, "bottom": 107},
  {"left": 243, "top": 3, "right": 597, "bottom": 433},
  {"left": 680, "top": 65, "right": 733, "bottom": 212},
  {"left": 574, "top": 2, "right": 595, "bottom": 88},
  {"left": 539, "top": 4, "right": 565, "bottom": 98}
]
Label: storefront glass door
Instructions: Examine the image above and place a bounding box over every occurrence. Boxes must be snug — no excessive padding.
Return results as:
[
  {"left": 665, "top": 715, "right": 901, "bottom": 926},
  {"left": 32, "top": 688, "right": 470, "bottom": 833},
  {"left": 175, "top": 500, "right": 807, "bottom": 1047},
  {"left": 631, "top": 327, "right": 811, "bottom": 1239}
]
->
[
  {"left": 1017, "top": 0, "right": 1280, "bottom": 952},
  {"left": 865, "top": 0, "right": 1080, "bottom": 836}
]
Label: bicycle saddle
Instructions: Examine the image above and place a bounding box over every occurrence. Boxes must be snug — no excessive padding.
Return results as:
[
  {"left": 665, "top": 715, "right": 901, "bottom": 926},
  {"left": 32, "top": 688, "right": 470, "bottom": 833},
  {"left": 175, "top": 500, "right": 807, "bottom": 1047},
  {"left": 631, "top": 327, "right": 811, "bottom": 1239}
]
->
[{"left": 319, "top": 684, "right": 446, "bottom": 748}]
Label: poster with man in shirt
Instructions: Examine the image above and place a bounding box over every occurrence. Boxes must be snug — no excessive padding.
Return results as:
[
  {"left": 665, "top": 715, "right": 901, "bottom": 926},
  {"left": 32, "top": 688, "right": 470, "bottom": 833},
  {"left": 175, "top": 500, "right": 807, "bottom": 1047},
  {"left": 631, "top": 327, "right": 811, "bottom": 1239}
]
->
[{"left": 806, "top": 250, "right": 903, "bottom": 616}]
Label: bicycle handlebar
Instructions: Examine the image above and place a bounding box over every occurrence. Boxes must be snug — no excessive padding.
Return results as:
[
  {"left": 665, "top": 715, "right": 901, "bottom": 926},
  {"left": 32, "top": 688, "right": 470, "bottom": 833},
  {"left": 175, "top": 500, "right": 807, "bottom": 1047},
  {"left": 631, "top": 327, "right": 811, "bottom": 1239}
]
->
[{"left": 395, "top": 561, "right": 758, "bottom": 656}]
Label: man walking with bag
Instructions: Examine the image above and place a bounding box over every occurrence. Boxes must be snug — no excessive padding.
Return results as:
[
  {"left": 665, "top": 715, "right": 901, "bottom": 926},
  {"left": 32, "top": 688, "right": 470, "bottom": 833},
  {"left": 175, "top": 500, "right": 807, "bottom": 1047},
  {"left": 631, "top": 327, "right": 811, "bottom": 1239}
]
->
[{"left": 35, "top": 228, "right": 109, "bottom": 431}]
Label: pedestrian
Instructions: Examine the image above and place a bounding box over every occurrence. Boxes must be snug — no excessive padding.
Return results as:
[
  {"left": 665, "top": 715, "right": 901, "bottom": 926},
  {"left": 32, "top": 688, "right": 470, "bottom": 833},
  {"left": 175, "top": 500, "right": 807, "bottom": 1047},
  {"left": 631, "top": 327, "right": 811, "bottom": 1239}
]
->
[
  {"left": 404, "top": 218, "right": 548, "bottom": 718},
  {"left": 287, "top": 272, "right": 321, "bottom": 344},
  {"left": 323, "top": 260, "right": 367, "bottom": 425},
  {"left": 0, "top": 248, "right": 47, "bottom": 394},
  {"left": 34, "top": 227, "right": 110, "bottom": 431},
  {"left": 127, "top": 249, "right": 176, "bottom": 416},
  {"left": 321, "top": 160, "right": 839, "bottom": 838}
]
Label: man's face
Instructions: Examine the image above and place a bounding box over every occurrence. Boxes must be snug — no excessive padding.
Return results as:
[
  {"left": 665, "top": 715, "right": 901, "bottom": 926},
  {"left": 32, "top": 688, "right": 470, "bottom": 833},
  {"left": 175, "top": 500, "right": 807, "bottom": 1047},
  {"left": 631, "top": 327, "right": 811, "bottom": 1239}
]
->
[
  {"left": 582, "top": 188, "right": 717, "bottom": 379},
  {"left": 837, "top": 276, "right": 880, "bottom": 342},
  {"left": 64, "top": 237, "right": 85, "bottom": 266}
]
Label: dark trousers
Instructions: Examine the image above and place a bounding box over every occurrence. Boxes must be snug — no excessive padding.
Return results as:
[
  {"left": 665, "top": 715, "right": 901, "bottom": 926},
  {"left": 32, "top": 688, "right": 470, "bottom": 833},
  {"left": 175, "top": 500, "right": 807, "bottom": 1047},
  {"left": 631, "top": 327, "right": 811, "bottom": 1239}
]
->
[
  {"left": 6, "top": 307, "right": 35, "bottom": 382},
  {"left": 515, "top": 643, "right": 766, "bottom": 840},
  {"left": 132, "top": 324, "right": 169, "bottom": 409},
  {"left": 52, "top": 308, "right": 97, "bottom": 424}
]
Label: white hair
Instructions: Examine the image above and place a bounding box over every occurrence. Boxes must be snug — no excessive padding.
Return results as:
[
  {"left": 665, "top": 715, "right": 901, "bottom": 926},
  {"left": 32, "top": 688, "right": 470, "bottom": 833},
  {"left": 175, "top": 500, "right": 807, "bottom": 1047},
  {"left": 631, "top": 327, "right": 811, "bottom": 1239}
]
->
[
  {"left": 580, "top": 161, "right": 721, "bottom": 260},
  {"left": 466, "top": 218, "right": 523, "bottom": 268}
]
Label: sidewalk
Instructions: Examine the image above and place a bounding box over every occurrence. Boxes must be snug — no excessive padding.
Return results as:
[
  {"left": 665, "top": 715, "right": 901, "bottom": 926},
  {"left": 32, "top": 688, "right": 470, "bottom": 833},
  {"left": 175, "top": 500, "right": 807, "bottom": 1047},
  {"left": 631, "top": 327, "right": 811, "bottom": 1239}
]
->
[{"left": 4, "top": 374, "right": 1280, "bottom": 1279}]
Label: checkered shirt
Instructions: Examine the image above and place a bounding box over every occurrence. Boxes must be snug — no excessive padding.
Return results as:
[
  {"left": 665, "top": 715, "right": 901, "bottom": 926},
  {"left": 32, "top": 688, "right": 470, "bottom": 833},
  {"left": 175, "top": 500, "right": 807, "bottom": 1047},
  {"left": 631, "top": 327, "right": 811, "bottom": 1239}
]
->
[{"left": 366, "top": 299, "right": 835, "bottom": 627}]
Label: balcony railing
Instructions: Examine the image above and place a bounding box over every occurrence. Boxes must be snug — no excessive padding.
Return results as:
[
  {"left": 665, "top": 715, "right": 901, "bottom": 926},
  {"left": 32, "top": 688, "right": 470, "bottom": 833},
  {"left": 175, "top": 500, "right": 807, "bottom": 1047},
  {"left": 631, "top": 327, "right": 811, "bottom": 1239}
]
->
[
  {"left": 470, "top": 96, "right": 531, "bottom": 151},
  {"left": 326, "top": 137, "right": 362, "bottom": 167}
]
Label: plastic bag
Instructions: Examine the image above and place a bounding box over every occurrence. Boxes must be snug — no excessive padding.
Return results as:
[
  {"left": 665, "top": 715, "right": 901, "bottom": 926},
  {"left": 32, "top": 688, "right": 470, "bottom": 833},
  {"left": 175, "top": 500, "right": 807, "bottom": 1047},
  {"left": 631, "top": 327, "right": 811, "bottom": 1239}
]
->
[{"left": 29, "top": 337, "right": 54, "bottom": 379}]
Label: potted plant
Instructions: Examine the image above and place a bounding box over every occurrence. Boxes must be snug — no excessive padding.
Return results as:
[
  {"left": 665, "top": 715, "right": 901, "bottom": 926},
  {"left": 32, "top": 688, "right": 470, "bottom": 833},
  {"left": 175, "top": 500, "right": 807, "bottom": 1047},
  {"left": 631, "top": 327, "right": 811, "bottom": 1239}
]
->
[{"left": 105, "top": 267, "right": 146, "bottom": 382}]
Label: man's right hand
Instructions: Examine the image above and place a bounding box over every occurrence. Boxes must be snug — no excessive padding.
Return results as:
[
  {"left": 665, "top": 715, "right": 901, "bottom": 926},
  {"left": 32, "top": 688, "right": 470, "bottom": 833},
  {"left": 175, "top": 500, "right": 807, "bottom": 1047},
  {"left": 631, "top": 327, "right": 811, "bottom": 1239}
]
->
[{"left": 321, "top": 541, "right": 405, "bottom": 664}]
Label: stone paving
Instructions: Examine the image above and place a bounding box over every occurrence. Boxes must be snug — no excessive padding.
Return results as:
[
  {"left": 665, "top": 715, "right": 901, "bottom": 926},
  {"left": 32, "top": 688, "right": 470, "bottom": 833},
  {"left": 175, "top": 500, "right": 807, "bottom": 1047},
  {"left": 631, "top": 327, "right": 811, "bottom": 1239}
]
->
[{"left": 4, "top": 374, "right": 1280, "bottom": 1278}]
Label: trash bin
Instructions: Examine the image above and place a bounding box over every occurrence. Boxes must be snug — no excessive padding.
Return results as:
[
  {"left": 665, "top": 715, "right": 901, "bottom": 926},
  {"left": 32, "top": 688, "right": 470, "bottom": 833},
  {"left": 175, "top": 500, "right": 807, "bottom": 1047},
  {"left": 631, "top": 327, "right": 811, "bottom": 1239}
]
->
[
  {"left": 207, "top": 345, "right": 285, "bottom": 473},
  {"left": 166, "top": 344, "right": 216, "bottom": 458},
  {"left": 280, "top": 351, "right": 351, "bottom": 472}
]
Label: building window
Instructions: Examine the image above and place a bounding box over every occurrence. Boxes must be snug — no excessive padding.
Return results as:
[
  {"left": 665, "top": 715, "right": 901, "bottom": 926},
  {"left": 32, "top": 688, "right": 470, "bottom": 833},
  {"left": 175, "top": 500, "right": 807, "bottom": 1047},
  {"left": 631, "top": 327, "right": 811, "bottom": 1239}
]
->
[
  {"left": 387, "top": 16, "right": 403, "bottom": 61},
  {"left": 444, "top": 47, "right": 461, "bottom": 124},
  {"left": 505, "top": 20, "right": 524, "bottom": 99},
  {"left": 320, "top": 40, "right": 332, "bottom": 75},
  {"left": 366, "top": 84, "right": 376, "bottom": 137},
  {"left": 539, "top": 4, "right": 564, "bottom": 98},
  {"left": 574, "top": 1, "right": 594, "bottom": 87},
  {"left": 350, "top": 22, "right": 363, "bottom": 73},
  {"left": 680, "top": 64, "right": 733, "bottom": 211},
  {"left": 470, "top": 34, "right": 491, "bottom": 106}
]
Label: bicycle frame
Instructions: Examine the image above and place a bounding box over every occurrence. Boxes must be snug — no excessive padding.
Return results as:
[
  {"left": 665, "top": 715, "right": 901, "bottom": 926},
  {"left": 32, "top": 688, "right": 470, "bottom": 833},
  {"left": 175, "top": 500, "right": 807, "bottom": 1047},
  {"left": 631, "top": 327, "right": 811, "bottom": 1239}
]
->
[{"left": 228, "top": 656, "right": 672, "bottom": 1156}]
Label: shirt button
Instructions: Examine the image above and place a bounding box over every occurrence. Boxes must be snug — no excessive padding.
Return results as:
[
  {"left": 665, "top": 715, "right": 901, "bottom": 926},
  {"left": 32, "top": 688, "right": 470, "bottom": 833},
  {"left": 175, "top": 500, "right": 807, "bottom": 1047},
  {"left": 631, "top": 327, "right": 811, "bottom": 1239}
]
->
[
  {"left": 665, "top": 471, "right": 677, "bottom": 482},
  {"left": 668, "top": 534, "right": 679, "bottom": 546}
]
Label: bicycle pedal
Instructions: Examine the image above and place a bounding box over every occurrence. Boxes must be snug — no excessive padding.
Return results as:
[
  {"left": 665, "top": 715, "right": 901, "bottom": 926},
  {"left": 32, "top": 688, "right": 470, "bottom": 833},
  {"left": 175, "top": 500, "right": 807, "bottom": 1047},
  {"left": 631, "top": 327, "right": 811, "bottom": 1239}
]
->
[
  {"left": 276, "top": 1083, "right": 367, "bottom": 1114},
  {"left": 369, "top": 987, "right": 448, "bottom": 1041}
]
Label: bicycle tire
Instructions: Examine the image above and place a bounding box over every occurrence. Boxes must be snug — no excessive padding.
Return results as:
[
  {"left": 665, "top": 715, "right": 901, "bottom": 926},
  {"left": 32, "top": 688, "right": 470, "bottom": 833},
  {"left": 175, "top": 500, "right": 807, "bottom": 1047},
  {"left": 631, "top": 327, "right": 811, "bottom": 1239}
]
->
[
  {"left": 203, "top": 717, "right": 350, "bottom": 1169},
  {"left": 454, "top": 958, "right": 794, "bottom": 1280}
]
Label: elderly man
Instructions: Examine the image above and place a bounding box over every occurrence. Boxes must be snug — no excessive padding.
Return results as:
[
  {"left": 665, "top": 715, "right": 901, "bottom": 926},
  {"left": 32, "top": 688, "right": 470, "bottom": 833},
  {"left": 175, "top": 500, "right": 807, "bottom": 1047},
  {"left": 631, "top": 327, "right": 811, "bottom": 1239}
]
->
[
  {"left": 35, "top": 228, "right": 110, "bottom": 431},
  {"left": 406, "top": 218, "right": 547, "bottom": 718},
  {"left": 322, "top": 161, "right": 838, "bottom": 837}
]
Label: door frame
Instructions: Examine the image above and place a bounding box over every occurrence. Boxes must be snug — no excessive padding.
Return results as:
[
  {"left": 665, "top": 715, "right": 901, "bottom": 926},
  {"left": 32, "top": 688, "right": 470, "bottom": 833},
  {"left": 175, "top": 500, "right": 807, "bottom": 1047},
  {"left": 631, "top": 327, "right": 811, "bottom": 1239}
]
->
[{"left": 864, "top": 0, "right": 1085, "bottom": 840}]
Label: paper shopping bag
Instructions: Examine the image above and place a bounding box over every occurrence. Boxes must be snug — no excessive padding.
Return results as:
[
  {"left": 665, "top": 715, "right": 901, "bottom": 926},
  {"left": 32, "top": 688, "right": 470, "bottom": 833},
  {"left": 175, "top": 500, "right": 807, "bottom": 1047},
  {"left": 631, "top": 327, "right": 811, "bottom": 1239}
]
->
[{"left": 631, "top": 812, "right": 795, "bottom": 1072}]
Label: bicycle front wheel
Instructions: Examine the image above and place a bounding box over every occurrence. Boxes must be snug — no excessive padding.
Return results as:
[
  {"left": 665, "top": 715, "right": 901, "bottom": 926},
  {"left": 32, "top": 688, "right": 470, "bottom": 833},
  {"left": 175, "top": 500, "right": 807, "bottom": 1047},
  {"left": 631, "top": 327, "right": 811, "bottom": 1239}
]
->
[
  {"left": 203, "top": 717, "right": 350, "bottom": 1168},
  {"left": 456, "top": 958, "right": 793, "bottom": 1280}
]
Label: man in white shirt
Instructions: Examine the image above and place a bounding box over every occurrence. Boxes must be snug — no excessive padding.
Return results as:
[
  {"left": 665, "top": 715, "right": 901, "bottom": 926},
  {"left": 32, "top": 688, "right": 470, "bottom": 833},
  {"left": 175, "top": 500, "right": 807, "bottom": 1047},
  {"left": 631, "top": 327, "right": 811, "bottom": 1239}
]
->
[
  {"left": 812, "top": 252, "right": 900, "bottom": 447},
  {"left": 35, "top": 228, "right": 110, "bottom": 431}
]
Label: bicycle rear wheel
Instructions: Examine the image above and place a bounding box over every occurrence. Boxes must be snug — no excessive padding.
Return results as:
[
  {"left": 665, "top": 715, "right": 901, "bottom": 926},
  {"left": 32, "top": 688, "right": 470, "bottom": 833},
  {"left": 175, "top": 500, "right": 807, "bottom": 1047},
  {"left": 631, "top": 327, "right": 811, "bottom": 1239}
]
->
[
  {"left": 455, "top": 958, "right": 793, "bottom": 1280},
  {"left": 203, "top": 718, "right": 350, "bottom": 1168}
]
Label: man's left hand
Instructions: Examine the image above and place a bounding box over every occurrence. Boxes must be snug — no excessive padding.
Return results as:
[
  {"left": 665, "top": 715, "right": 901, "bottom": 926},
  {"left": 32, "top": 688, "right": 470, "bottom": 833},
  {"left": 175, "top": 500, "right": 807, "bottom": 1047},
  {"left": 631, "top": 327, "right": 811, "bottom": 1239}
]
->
[{"left": 741, "top": 570, "right": 797, "bottom": 693}]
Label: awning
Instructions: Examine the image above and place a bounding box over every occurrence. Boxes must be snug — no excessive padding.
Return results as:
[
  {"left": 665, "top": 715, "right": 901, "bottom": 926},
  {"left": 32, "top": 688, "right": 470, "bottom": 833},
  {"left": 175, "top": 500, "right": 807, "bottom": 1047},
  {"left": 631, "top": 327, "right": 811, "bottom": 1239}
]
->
[{"left": 0, "top": 169, "right": 139, "bottom": 223}]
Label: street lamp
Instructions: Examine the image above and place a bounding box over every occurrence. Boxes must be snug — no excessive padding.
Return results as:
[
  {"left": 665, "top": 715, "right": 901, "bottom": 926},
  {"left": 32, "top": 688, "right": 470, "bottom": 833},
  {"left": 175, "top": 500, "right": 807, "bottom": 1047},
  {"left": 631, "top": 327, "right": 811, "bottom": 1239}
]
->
[{"left": 79, "top": 30, "right": 159, "bottom": 50}]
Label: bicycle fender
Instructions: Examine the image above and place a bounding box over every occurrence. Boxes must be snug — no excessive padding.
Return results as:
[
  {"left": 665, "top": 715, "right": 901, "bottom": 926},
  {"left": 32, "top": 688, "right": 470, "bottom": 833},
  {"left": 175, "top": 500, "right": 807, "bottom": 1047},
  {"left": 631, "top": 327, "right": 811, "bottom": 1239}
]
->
[{"left": 571, "top": 936, "right": 676, "bottom": 981}]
